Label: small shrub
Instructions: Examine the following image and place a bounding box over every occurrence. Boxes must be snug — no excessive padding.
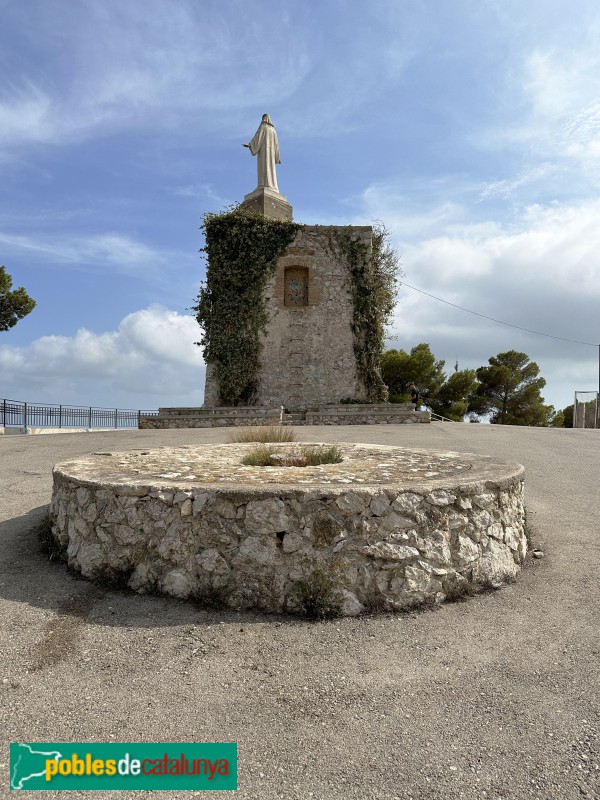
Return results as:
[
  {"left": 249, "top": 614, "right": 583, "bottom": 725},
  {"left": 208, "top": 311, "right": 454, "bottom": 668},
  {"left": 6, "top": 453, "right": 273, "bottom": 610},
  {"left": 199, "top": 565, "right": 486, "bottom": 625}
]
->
[
  {"left": 191, "top": 584, "right": 230, "bottom": 609},
  {"left": 363, "top": 590, "right": 389, "bottom": 614},
  {"left": 241, "top": 444, "right": 343, "bottom": 467},
  {"left": 313, "top": 511, "right": 342, "bottom": 546},
  {"left": 477, "top": 577, "right": 503, "bottom": 594},
  {"left": 90, "top": 565, "right": 135, "bottom": 591},
  {"left": 444, "top": 579, "right": 475, "bottom": 603},
  {"left": 295, "top": 567, "right": 343, "bottom": 619},
  {"left": 300, "top": 445, "right": 343, "bottom": 466},
  {"left": 37, "top": 515, "right": 68, "bottom": 563},
  {"left": 241, "top": 444, "right": 277, "bottom": 466},
  {"left": 228, "top": 425, "right": 296, "bottom": 443}
]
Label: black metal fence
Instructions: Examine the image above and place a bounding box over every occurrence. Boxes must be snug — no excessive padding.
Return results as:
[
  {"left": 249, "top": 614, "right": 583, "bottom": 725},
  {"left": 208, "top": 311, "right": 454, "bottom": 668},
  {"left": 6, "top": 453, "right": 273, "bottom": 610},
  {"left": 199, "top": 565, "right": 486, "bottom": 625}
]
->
[{"left": 1, "top": 399, "right": 159, "bottom": 429}]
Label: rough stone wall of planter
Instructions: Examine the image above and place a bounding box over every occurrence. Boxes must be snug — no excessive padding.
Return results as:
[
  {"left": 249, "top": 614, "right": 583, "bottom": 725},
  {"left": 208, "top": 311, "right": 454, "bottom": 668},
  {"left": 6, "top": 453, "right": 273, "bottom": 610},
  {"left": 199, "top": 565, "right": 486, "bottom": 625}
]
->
[{"left": 49, "top": 444, "right": 526, "bottom": 616}]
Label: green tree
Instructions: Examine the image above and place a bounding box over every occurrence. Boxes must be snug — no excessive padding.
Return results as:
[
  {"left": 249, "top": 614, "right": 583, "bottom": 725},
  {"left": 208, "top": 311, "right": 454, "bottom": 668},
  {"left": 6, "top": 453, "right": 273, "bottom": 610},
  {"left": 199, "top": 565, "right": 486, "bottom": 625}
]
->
[
  {"left": 0, "top": 266, "right": 36, "bottom": 331},
  {"left": 381, "top": 343, "right": 476, "bottom": 421},
  {"left": 468, "top": 350, "right": 553, "bottom": 426},
  {"left": 561, "top": 404, "right": 574, "bottom": 428},
  {"left": 430, "top": 368, "right": 478, "bottom": 421},
  {"left": 381, "top": 343, "right": 445, "bottom": 398}
]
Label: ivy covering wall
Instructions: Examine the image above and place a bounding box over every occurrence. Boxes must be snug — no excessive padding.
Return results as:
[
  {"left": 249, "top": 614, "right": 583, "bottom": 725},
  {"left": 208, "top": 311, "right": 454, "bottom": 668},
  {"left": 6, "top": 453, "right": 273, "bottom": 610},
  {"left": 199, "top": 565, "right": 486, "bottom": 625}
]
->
[
  {"left": 328, "top": 224, "right": 398, "bottom": 403},
  {"left": 194, "top": 210, "right": 398, "bottom": 407},
  {"left": 194, "top": 208, "right": 300, "bottom": 405}
]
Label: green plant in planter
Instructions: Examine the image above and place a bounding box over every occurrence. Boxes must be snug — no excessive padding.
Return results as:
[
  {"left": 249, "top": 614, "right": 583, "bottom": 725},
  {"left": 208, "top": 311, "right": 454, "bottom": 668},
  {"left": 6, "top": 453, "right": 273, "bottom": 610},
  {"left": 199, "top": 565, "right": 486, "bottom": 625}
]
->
[
  {"left": 193, "top": 207, "right": 300, "bottom": 406},
  {"left": 241, "top": 444, "right": 343, "bottom": 467}
]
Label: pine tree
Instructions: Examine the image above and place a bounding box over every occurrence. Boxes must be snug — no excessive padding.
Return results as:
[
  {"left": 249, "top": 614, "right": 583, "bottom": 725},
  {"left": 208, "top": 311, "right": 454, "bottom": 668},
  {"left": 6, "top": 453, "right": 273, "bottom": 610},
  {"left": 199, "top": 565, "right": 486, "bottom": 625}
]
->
[
  {"left": 0, "top": 267, "right": 36, "bottom": 331},
  {"left": 468, "top": 350, "right": 553, "bottom": 426}
]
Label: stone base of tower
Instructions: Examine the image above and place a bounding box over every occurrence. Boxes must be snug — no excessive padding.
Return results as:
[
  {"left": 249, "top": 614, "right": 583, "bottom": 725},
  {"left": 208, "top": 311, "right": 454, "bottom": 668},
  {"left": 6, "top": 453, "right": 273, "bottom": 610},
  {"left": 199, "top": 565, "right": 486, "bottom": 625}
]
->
[
  {"left": 240, "top": 187, "right": 293, "bottom": 221},
  {"left": 139, "top": 404, "right": 431, "bottom": 429}
]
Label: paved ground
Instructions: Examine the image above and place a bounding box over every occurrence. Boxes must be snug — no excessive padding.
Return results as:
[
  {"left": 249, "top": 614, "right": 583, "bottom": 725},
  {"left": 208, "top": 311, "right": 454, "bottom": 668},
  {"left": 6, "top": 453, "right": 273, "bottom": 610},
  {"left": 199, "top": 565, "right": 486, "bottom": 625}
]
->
[{"left": 1, "top": 423, "right": 598, "bottom": 799}]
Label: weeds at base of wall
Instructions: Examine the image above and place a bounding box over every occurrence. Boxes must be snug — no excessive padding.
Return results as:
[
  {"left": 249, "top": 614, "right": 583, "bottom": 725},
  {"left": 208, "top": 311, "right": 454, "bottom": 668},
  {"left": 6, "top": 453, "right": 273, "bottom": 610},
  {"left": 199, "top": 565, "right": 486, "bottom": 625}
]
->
[
  {"left": 400, "top": 594, "right": 441, "bottom": 614},
  {"left": 88, "top": 565, "right": 135, "bottom": 592},
  {"left": 523, "top": 506, "right": 535, "bottom": 548},
  {"left": 444, "top": 574, "right": 515, "bottom": 603},
  {"left": 362, "top": 588, "right": 391, "bottom": 615},
  {"left": 37, "top": 515, "right": 68, "bottom": 564},
  {"left": 191, "top": 585, "right": 231, "bottom": 610},
  {"left": 295, "top": 568, "right": 343, "bottom": 619}
]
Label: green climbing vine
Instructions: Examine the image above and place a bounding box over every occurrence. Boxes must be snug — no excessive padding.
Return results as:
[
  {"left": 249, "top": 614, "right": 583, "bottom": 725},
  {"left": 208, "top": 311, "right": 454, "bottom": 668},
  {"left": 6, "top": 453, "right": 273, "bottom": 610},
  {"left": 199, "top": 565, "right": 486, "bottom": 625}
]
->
[
  {"left": 193, "top": 207, "right": 300, "bottom": 405},
  {"left": 329, "top": 223, "right": 399, "bottom": 402}
]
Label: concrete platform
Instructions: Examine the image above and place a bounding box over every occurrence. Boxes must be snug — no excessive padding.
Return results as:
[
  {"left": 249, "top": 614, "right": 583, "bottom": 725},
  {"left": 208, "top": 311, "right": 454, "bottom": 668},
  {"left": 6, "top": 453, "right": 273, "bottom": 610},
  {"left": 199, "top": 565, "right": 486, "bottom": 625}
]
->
[{"left": 3, "top": 423, "right": 598, "bottom": 799}]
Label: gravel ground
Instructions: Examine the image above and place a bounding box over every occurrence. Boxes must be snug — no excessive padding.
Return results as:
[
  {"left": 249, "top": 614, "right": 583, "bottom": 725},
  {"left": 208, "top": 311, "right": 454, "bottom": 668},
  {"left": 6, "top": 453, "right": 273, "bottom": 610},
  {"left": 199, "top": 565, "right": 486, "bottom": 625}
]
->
[{"left": 0, "top": 422, "right": 598, "bottom": 800}]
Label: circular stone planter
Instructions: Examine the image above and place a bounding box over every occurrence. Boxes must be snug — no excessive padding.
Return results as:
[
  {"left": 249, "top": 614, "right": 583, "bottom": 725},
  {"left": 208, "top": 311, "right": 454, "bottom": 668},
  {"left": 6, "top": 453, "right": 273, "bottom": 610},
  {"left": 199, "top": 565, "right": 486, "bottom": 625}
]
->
[{"left": 49, "top": 443, "right": 526, "bottom": 616}]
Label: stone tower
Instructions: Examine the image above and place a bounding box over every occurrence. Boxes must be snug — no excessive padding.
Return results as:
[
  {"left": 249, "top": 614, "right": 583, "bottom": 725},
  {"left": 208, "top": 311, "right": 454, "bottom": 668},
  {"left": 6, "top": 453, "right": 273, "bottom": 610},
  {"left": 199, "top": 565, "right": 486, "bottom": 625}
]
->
[
  {"left": 201, "top": 116, "right": 380, "bottom": 409},
  {"left": 203, "top": 222, "right": 372, "bottom": 410},
  {"left": 139, "top": 117, "right": 431, "bottom": 428}
]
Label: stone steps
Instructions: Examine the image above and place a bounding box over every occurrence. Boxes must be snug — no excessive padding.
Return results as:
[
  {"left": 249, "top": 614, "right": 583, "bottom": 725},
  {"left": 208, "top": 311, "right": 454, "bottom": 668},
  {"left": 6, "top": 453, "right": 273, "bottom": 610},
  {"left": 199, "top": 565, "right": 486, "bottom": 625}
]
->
[{"left": 139, "top": 405, "right": 430, "bottom": 429}]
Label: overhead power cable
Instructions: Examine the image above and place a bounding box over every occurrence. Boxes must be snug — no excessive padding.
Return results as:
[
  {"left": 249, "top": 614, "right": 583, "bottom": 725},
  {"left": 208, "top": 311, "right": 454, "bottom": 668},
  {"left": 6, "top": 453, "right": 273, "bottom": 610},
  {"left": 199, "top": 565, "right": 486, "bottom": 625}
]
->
[{"left": 399, "top": 281, "right": 598, "bottom": 347}]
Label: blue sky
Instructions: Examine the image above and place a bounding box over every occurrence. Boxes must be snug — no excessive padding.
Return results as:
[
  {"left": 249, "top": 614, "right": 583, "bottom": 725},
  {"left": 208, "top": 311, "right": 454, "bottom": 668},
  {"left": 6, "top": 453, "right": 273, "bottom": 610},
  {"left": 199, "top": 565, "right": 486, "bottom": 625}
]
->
[{"left": 1, "top": 0, "right": 599, "bottom": 413}]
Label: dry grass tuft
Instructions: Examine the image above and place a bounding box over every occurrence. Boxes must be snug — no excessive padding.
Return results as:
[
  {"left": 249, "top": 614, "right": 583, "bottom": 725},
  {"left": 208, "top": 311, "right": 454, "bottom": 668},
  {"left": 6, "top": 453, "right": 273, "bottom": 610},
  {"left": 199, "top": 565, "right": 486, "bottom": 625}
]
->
[
  {"left": 227, "top": 425, "right": 296, "bottom": 443},
  {"left": 300, "top": 445, "right": 343, "bottom": 466}
]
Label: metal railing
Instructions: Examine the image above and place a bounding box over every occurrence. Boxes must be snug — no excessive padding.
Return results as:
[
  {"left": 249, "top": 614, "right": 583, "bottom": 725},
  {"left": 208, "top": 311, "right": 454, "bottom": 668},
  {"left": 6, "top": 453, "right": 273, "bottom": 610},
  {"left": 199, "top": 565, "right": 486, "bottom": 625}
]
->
[
  {"left": 429, "top": 411, "right": 461, "bottom": 422},
  {"left": 1, "top": 399, "right": 159, "bottom": 429}
]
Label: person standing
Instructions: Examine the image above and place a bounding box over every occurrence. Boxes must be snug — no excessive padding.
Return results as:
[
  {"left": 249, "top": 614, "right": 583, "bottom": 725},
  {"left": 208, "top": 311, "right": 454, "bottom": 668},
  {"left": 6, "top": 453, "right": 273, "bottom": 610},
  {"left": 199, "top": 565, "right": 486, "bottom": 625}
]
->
[{"left": 410, "top": 384, "right": 419, "bottom": 410}]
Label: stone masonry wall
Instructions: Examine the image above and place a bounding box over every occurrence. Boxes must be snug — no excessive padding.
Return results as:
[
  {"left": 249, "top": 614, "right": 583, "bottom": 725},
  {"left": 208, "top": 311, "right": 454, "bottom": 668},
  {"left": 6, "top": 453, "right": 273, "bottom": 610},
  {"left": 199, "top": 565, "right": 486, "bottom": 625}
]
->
[{"left": 139, "top": 404, "right": 430, "bottom": 429}]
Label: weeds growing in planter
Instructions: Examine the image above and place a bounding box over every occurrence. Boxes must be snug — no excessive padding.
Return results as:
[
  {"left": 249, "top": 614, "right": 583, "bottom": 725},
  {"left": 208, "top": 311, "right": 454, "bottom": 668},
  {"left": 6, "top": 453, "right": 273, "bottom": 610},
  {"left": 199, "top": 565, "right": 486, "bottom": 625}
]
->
[
  {"left": 228, "top": 425, "right": 296, "bottom": 443},
  {"left": 241, "top": 444, "right": 343, "bottom": 467}
]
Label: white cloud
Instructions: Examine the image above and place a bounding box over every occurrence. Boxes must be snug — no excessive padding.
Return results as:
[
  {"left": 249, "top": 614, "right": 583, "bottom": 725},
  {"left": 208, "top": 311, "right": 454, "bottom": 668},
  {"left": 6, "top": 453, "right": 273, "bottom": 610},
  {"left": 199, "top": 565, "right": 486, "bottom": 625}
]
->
[
  {"left": 523, "top": 45, "right": 600, "bottom": 121},
  {"left": 0, "top": 2, "right": 420, "bottom": 155},
  {"left": 479, "top": 163, "right": 560, "bottom": 200},
  {"left": 0, "top": 305, "right": 205, "bottom": 408},
  {"left": 0, "top": 232, "right": 169, "bottom": 276},
  {"left": 361, "top": 190, "right": 600, "bottom": 299},
  {"left": 478, "top": 29, "right": 600, "bottom": 179},
  {"left": 0, "top": 81, "right": 53, "bottom": 147},
  {"left": 167, "top": 183, "right": 232, "bottom": 208},
  {"left": 368, "top": 195, "right": 600, "bottom": 410},
  {"left": 0, "top": 2, "right": 313, "bottom": 154}
]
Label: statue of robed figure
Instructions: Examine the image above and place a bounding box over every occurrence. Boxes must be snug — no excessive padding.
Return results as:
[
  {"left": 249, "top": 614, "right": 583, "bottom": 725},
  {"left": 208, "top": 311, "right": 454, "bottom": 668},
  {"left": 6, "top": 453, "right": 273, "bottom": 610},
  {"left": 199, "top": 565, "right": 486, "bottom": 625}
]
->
[{"left": 243, "top": 114, "right": 281, "bottom": 193}]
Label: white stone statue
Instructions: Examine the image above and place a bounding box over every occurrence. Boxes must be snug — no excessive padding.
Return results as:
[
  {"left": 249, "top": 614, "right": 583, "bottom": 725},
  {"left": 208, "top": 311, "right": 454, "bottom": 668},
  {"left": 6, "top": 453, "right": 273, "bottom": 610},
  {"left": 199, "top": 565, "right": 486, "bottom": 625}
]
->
[{"left": 243, "top": 114, "right": 281, "bottom": 193}]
